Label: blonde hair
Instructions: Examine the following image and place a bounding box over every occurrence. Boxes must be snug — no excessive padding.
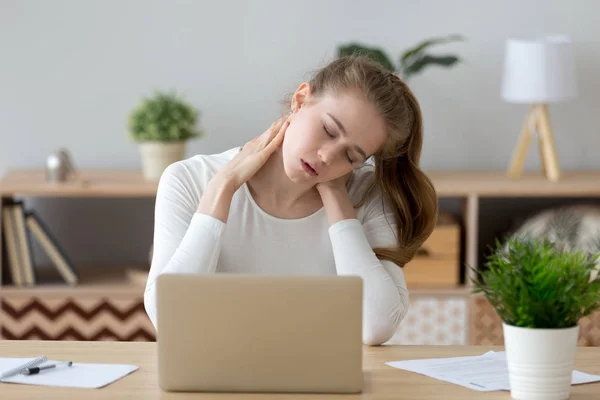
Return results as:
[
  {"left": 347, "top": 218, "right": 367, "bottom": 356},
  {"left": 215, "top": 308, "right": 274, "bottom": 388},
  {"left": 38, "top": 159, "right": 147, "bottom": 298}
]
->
[{"left": 302, "top": 55, "right": 439, "bottom": 267}]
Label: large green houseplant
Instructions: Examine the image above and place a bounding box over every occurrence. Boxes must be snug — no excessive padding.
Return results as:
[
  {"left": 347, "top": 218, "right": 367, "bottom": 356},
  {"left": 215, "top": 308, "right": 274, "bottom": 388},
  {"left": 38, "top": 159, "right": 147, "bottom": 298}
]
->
[
  {"left": 128, "top": 90, "right": 202, "bottom": 181},
  {"left": 472, "top": 236, "right": 600, "bottom": 400},
  {"left": 338, "top": 34, "right": 464, "bottom": 81}
]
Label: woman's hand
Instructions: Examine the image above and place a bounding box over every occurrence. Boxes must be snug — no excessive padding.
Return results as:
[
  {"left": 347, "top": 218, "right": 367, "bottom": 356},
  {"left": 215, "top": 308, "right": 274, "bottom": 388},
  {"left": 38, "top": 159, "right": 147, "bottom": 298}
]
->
[
  {"left": 315, "top": 172, "right": 352, "bottom": 195},
  {"left": 316, "top": 172, "right": 356, "bottom": 227},
  {"left": 198, "top": 116, "right": 289, "bottom": 222},
  {"left": 215, "top": 116, "right": 290, "bottom": 192}
]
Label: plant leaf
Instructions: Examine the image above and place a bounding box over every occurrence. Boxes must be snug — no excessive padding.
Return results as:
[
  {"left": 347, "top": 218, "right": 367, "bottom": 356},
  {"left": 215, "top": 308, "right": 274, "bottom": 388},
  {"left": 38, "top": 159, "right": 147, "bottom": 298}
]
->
[
  {"left": 400, "top": 34, "right": 464, "bottom": 66},
  {"left": 403, "top": 55, "right": 461, "bottom": 78},
  {"left": 337, "top": 43, "right": 396, "bottom": 72},
  {"left": 470, "top": 235, "right": 600, "bottom": 329},
  {"left": 127, "top": 90, "right": 201, "bottom": 142}
]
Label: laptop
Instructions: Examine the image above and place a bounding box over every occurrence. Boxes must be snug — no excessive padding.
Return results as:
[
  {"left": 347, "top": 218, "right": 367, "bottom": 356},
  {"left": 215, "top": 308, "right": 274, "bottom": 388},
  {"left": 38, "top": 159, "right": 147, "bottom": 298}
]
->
[{"left": 155, "top": 273, "right": 363, "bottom": 394}]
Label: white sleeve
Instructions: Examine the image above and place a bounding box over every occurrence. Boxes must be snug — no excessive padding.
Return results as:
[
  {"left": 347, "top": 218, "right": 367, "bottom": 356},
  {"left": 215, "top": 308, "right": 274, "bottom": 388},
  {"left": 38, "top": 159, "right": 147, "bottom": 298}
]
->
[
  {"left": 143, "top": 161, "right": 226, "bottom": 329},
  {"left": 328, "top": 201, "right": 408, "bottom": 346}
]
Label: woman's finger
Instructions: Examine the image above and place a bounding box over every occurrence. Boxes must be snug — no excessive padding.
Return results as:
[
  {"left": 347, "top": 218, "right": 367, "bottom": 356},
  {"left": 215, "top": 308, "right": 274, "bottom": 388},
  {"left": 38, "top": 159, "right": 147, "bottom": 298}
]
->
[
  {"left": 261, "top": 117, "right": 287, "bottom": 147},
  {"left": 256, "top": 118, "right": 283, "bottom": 147},
  {"left": 263, "top": 120, "right": 289, "bottom": 153}
]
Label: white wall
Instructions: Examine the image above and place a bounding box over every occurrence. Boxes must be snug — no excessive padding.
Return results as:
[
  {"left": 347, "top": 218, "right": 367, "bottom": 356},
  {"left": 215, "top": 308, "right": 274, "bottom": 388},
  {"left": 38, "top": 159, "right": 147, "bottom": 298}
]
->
[{"left": 2, "top": 0, "right": 600, "bottom": 267}]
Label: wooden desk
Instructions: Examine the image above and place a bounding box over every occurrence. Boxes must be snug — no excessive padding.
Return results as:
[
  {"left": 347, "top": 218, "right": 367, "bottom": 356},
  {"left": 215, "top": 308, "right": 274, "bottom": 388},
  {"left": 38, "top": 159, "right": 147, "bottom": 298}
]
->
[{"left": 1, "top": 341, "right": 599, "bottom": 399}]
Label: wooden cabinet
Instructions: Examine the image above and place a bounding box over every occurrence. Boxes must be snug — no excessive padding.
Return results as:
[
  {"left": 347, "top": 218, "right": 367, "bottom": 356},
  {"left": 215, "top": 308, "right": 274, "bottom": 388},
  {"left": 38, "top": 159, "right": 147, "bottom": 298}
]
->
[{"left": 404, "top": 213, "right": 460, "bottom": 287}]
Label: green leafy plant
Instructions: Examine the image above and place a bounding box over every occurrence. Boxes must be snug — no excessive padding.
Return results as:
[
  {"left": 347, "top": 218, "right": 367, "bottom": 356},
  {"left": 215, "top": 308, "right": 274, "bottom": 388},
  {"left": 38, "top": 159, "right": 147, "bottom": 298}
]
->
[
  {"left": 338, "top": 34, "right": 464, "bottom": 81},
  {"left": 471, "top": 236, "right": 600, "bottom": 329},
  {"left": 128, "top": 90, "right": 202, "bottom": 142}
]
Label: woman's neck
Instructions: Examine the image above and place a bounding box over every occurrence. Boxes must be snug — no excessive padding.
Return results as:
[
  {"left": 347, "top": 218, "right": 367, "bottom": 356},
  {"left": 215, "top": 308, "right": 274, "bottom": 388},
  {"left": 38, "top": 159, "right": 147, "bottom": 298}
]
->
[{"left": 246, "top": 148, "right": 321, "bottom": 211}]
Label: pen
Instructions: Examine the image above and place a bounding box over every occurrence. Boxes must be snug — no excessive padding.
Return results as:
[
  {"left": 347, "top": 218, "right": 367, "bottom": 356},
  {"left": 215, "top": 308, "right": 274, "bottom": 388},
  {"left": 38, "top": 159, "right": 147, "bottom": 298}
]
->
[{"left": 22, "top": 361, "right": 73, "bottom": 375}]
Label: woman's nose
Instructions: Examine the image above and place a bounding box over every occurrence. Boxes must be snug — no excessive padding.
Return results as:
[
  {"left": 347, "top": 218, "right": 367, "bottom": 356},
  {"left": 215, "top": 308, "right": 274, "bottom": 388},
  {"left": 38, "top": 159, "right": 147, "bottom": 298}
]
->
[{"left": 318, "top": 145, "right": 338, "bottom": 165}]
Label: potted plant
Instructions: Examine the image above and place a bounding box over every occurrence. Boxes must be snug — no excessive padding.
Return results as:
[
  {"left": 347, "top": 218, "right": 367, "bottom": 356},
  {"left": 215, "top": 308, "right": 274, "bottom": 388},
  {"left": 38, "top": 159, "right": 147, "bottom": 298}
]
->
[
  {"left": 337, "top": 34, "right": 464, "bottom": 82},
  {"left": 127, "top": 90, "right": 202, "bottom": 181},
  {"left": 471, "top": 236, "right": 600, "bottom": 400}
]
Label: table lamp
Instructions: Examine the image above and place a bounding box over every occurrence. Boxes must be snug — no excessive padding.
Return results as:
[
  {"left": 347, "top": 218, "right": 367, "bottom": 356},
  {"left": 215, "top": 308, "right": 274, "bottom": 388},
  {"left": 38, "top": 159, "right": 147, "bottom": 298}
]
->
[{"left": 501, "top": 35, "right": 577, "bottom": 182}]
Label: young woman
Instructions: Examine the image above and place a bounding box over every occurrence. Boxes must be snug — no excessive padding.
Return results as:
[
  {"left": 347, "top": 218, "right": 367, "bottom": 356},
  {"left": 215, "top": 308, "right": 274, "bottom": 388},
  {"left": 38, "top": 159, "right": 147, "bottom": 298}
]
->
[{"left": 144, "top": 55, "right": 438, "bottom": 345}]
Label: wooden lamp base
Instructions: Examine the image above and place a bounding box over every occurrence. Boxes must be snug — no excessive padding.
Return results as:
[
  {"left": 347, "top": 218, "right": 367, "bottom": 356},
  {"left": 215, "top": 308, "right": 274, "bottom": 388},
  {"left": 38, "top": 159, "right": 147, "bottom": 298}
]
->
[{"left": 507, "top": 104, "right": 562, "bottom": 182}]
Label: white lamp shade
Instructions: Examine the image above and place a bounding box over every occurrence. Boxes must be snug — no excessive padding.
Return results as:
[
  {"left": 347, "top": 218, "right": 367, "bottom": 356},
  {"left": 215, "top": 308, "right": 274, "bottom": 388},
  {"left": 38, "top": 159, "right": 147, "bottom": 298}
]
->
[{"left": 501, "top": 35, "right": 578, "bottom": 103}]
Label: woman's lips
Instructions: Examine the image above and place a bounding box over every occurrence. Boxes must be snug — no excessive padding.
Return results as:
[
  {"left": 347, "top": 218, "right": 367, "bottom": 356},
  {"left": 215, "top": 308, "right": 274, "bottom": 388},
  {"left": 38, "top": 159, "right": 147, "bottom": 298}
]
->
[{"left": 301, "top": 160, "right": 318, "bottom": 176}]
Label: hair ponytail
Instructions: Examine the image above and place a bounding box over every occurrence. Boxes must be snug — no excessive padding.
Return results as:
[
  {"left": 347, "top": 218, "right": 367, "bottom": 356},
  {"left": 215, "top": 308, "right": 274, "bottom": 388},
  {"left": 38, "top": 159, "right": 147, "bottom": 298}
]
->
[
  {"left": 372, "top": 82, "right": 438, "bottom": 266},
  {"left": 374, "top": 155, "right": 438, "bottom": 267}
]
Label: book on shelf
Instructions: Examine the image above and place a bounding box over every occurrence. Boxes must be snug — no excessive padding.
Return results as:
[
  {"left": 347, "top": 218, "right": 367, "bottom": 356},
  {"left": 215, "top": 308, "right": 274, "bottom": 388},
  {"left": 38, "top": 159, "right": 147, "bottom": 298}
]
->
[
  {"left": 1, "top": 202, "right": 78, "bottom": 286},
  {"left": 13, "top": 201, "right": 36, "bottom": 286},
  {"left": 2, "top": 202, "right": 25, "bottom": 286}
]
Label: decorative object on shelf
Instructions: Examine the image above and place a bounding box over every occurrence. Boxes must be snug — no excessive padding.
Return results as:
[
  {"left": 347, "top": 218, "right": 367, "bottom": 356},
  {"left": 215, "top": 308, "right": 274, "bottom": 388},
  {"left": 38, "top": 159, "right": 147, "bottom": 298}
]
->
[
  {"left": 127, "top": 90, "right": 202, "bottom": 181},
  {"left": 505, "top": 204, "right": 600, "bottom": 273},
  {"left": 502, "top": 35, "right": 578, "bottom": 182},
  {"left": 337, "top": 34, "right": 464, "bottom": 81},
  {"left": 45, "top": 148, "right": 77, "bottom": 183},
  {"left": 471, "top": 237, "right": 600, "bottom": 400}
]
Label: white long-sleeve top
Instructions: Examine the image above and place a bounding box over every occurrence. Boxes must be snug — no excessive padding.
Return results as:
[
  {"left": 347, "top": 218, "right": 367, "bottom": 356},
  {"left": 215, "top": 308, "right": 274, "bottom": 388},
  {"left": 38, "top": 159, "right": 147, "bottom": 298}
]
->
[{"left": 144, "top": 147, "right": 409, "bottom": 345}]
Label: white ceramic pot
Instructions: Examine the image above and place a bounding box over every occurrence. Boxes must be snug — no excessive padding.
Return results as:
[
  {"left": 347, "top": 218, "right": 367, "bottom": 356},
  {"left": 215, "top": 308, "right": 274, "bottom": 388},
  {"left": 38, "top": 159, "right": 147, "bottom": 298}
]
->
[
  {"left": 503, "top": 323, "right": 579, "bottom": 400},
  {"left": 138, "top": 141, "right": 186, "bottom": 181}
]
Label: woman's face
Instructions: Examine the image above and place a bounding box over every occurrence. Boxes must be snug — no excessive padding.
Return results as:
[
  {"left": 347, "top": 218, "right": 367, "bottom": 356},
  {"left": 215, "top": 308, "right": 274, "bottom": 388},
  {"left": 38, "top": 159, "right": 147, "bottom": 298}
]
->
[{"left": 282, "top": 84, "right": 388, "bottom": 185}]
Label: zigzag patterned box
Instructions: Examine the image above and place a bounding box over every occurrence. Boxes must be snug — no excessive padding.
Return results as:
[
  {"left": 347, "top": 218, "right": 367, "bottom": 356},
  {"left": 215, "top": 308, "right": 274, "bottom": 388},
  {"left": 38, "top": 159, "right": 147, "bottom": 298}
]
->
[{"left": 0, "top": 295, "right": 156, "bottom": 341}]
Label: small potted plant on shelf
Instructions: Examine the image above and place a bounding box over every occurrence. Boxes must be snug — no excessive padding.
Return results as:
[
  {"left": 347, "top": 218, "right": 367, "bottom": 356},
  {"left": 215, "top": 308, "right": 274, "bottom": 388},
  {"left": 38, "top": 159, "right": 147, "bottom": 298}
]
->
[
  {"left": 471, "top": 236, "right": 600, "bottom": 400},
  {"left": 127, "top": 90, "right": 202, "bottom": 181}
]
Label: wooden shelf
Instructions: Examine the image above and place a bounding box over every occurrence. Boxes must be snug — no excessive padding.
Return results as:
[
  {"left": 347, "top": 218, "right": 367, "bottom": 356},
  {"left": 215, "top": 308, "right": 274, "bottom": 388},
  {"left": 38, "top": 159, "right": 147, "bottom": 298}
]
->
[
  {"left": 0, "top": 266, "right": 147, "bottom": 297},
  {"left": 0, "top": 169, "right": 157, "bottom": 197},
  {"left": 427, "top": 170, "right": 600, "bottom": 197},
  {"left": 0, "top": 265, "right": 469, "bottom": 297},
  {"left": 3, "top": 168, "right": 600, "bottom": 198}
]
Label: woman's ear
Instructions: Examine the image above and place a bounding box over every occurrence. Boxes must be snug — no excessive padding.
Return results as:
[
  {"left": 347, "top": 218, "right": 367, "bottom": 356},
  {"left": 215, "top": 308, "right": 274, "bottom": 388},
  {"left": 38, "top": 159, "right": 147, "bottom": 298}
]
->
[{"left": 291, "top": 82, "right": 311, "bottom": 112}]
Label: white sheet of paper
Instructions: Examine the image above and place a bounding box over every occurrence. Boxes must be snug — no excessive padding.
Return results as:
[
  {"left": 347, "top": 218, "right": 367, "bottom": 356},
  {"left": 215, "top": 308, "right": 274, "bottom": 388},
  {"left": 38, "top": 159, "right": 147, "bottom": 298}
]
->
[
  {"left": 386, "top": 351, "right": 600, "bottom": 392},
  {"left": 0, "top": 358, "right": 138, "bottom": 388}
]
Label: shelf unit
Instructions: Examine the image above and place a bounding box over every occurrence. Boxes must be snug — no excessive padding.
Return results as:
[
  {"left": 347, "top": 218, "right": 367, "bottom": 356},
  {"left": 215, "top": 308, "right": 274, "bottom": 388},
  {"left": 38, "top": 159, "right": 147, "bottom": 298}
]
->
[
  {"left": 2, "top": 168, "right": 600, "bottom": 344},
  {"left": 0, "top": 170, "right": 157, "bottom": 341},
  {"left": 0, "top": 169, "right": 156, "bottom": 282}
]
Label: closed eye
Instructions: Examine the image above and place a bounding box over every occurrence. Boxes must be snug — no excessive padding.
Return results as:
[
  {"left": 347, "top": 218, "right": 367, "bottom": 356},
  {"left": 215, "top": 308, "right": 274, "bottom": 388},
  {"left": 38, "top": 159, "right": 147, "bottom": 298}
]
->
[
  {"left": 323, "top": 124, "right": 355, "bottom": 164},
  {"left": 323, "top": 125, "right": 354, "bottom": 164}
]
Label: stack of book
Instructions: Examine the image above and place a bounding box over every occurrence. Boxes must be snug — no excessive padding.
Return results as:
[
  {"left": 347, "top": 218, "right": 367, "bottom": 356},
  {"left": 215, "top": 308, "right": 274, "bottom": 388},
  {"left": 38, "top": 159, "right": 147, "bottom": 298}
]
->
[{"left": 2, "top": 201, "right": 78, "bottom": 287}]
